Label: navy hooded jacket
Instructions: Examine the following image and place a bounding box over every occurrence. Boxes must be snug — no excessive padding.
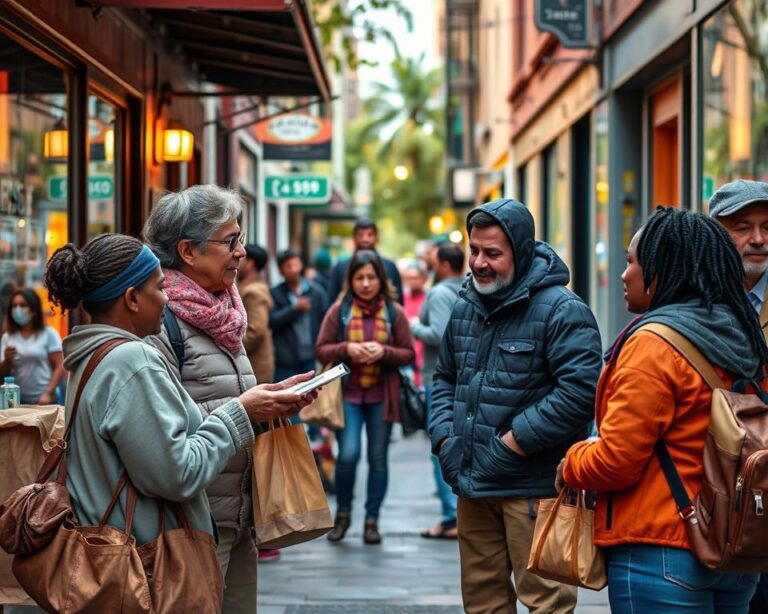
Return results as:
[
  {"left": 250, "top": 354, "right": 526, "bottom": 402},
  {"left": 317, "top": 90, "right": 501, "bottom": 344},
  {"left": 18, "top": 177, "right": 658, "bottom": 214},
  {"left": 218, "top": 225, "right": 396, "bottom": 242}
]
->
[{"left": 428, "top": 199, "right": 603, "bottom": 499}]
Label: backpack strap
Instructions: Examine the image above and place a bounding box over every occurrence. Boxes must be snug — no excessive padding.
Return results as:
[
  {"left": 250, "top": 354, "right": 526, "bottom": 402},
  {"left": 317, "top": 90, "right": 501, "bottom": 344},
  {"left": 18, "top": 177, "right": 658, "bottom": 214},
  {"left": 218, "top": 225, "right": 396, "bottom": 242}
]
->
[
  {"left": 638, "top": 323, "right": 725, "bottom": 390},
  {"left": 639, "top": 323, "right": 714, "bottom": 526},
  {"left": 162, "top": 306, "right": 185, "bottom": 374},
  {"left": 655, "top": 440, "right": 698, "bottom": 526}
]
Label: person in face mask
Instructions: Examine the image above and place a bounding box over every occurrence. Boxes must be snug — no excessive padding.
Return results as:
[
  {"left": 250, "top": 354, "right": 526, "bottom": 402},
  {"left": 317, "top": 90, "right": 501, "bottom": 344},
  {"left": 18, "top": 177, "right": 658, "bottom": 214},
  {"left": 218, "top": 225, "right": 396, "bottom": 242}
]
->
[{"left": 0, "top": 287, "right": 65, "bottom": 404}]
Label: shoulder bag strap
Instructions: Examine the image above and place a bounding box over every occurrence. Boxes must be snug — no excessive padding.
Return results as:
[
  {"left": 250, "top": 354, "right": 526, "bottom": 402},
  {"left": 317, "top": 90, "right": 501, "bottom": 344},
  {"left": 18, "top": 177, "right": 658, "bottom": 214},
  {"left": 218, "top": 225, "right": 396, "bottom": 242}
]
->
[
  {"left": 162, "top": 307, "right": 185, "bottom": 371},
  {"left": 638, "top": 323, "right": 725, "bottom": 390},
  {"left": 655, "top": 440, "right": 697, "bottom": 525},
  {"left": 36, "top": 338, "right": 130, "bottom": 483}
]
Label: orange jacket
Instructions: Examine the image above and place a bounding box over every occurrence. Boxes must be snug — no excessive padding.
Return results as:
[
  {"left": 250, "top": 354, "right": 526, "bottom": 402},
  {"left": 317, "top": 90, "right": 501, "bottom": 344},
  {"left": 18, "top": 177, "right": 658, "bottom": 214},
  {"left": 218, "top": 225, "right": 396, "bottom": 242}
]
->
[{"left": 563, "top": 330, "right": 732, "bottom": 550}]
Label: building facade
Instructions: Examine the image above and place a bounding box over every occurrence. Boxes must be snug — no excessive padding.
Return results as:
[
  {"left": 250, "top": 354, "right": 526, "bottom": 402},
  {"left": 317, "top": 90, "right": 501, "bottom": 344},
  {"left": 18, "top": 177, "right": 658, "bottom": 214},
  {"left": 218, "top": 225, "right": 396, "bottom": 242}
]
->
[
  {"left": 509, "top": 0, "right": 762, "bottom": 343},
  {"left": 0, "top": 0, "right": 328, "bottom": 340}
]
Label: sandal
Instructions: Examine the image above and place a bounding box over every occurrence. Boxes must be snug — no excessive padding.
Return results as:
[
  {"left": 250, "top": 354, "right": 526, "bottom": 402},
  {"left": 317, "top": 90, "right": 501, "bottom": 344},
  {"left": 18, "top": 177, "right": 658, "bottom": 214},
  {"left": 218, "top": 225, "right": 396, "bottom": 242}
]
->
[{"left": 420, "top": 520, "right": 458, "bottom": 540}]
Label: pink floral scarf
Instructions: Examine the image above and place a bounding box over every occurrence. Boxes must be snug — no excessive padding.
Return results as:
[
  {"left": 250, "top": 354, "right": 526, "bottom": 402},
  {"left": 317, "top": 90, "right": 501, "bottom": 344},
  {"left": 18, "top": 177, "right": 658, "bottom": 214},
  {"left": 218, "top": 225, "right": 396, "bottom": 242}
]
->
[{"left": 162, "top": 268, "right": 246, "bottom": 356}]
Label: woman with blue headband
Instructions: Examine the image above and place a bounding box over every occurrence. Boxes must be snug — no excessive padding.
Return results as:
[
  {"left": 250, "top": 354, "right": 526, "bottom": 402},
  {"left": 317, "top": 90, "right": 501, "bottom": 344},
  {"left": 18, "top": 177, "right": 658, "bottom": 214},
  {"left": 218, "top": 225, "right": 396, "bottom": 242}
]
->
[{"left": 42, "top": 233, "right": 315, "bottom": 603}]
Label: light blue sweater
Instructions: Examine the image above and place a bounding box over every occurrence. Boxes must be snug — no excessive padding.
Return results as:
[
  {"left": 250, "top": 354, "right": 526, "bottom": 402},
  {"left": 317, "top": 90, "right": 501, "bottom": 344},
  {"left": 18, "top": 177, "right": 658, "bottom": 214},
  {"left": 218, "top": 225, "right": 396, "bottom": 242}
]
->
[{"left": 62, "top": 324, "right": 255, "bottom": 545}]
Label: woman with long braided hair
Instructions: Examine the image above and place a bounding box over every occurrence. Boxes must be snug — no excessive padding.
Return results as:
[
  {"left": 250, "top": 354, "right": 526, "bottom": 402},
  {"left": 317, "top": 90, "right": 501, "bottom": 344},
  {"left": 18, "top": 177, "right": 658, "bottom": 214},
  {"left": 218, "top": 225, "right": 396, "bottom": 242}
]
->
[{"left": 559, "top": 207, "right": 764, "bottom": 612}]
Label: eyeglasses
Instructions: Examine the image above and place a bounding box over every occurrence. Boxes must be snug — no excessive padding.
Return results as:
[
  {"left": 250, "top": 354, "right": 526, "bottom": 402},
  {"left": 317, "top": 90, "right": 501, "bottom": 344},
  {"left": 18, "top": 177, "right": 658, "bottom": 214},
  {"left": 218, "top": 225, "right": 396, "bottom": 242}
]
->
[{"left": 207, "top": 232, "right": 245, "bottom": 252}]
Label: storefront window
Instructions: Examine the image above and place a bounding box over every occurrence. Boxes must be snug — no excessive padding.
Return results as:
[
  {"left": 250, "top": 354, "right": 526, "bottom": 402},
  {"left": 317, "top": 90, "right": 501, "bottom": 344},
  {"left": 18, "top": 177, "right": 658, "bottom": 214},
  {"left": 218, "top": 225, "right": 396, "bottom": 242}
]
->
[
  {"left": 87, "top": 95, "right": 117, "bottom": 237},
  {"left": 592, "top": 102, "right": 610, "bottom": 340},
  {"left": 0, "top": 35, "right": 69, "bottom": 337},
  {"left": 702, "top": 0, "right": 768, "bottom": 208},
  {"left": 544, "top": 134, "right": 572, "bottom": 271}
]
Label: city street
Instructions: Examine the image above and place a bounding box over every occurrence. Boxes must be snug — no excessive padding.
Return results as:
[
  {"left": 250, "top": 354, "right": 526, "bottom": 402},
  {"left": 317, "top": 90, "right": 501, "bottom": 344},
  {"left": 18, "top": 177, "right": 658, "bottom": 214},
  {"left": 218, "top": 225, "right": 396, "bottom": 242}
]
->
[{"left": 258, "top": 433, "right": 610, "bottom": 613}]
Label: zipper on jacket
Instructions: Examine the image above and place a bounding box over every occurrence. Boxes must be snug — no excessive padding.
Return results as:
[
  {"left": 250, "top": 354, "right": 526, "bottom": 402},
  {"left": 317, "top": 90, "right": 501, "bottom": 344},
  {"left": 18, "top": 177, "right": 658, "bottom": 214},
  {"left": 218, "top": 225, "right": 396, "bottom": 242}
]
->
[
  {"left": 606, "top": 492, "right": 613, "bottom": 530},
  {"left": 735, "top": 476, "right": 744, "bottom": 512},
  {"left": 754, "top": 489, "right": 764, "bottom": 516}
]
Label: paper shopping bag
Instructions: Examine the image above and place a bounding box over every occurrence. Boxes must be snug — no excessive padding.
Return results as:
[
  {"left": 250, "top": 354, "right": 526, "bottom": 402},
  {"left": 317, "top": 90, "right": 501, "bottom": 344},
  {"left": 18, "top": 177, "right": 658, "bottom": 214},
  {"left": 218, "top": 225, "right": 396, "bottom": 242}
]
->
[
  {"left": 251, "top": 420, "right": 333, "bottom": 549},
  {"left": 298, "top": 363, "right": 344, "bottom": 430},
  {"left": 526, "top": 489, "right": 607, "bottom": 590}
]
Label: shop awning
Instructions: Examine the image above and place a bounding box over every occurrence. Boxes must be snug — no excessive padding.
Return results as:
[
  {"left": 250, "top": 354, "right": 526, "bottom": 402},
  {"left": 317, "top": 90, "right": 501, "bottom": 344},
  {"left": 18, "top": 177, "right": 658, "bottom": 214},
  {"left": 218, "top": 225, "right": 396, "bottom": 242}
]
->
[{"left": 85, "top": 0, "right": 330, "bottom": 100}]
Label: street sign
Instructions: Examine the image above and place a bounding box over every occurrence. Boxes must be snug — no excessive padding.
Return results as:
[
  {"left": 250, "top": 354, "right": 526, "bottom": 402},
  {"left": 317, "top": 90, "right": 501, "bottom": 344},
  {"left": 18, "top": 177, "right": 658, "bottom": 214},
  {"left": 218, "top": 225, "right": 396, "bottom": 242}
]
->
[
  {"left": 535, "top": 0, "right": 591, "bottom": 49},
  {"left": 264, "top": 174, "right": 331, "bottom": 204},
  {"left": 48, "top": 175, "right": 114, "bottom": 202}
]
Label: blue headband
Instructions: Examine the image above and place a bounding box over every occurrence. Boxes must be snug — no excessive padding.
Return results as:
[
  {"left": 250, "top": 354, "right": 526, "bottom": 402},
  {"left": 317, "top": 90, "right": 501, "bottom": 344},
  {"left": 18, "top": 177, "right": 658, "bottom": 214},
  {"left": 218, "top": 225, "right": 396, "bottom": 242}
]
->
[{"left": 82, "top": 245, "right": 160, "bottom": 303}]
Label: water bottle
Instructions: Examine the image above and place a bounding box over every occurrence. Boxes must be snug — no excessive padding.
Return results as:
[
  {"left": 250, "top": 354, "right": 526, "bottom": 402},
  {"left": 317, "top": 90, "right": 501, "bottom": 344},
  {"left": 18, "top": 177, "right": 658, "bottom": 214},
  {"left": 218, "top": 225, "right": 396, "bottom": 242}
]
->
[{"left": 1, "top": 376, "right": 21, "bottom": 409}]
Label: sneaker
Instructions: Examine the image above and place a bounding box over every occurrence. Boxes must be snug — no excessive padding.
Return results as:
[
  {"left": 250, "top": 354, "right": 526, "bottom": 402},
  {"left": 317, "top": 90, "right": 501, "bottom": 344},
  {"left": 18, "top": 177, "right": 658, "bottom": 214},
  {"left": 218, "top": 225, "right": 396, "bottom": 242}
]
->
[{"left": 258, "top": 548, "right": 281, "bottom": 563}]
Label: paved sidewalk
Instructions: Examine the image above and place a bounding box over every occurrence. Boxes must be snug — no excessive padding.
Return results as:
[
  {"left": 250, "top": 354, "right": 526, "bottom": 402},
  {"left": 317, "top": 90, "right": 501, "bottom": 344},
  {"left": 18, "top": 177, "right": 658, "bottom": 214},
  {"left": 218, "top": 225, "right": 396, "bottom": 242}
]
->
[{"left": 258, "top": 431, "right": 609, "bottom": 613}]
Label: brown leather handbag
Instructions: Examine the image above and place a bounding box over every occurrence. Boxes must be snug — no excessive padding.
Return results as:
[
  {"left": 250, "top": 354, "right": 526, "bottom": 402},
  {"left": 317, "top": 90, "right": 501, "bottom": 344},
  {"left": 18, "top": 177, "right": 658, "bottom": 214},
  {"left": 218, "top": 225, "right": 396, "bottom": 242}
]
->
[{"left": 3, "top": 338, "right": 223, "bottom": 613}]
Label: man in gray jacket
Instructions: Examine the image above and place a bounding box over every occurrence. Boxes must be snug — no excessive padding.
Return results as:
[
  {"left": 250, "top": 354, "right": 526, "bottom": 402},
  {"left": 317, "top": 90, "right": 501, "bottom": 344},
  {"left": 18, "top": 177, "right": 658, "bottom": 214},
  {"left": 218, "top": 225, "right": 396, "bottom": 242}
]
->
[
  {"left": 429, "top": 199, "right": 602, "bottom": 614},
  {"left": 412, "top": 242, "right": 465, "bottom": 540}
]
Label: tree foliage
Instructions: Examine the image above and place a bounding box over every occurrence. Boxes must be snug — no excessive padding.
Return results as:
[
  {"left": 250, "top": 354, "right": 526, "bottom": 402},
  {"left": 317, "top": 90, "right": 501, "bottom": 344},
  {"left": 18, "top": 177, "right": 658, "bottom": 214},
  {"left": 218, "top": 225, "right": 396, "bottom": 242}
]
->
[
  {"left": 347, "top": 52, "right": 445, "bottom": 248},
  {"left": 313, "top": 0, "right": 413, "bottom": 72}
]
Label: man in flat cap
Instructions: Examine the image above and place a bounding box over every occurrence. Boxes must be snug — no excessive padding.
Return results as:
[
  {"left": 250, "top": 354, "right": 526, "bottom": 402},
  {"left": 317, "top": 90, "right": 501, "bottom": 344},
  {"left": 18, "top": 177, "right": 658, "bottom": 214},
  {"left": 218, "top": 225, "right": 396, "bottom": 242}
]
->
[{"left": 710, "top": 179, "right": 768, "bottom": 614}]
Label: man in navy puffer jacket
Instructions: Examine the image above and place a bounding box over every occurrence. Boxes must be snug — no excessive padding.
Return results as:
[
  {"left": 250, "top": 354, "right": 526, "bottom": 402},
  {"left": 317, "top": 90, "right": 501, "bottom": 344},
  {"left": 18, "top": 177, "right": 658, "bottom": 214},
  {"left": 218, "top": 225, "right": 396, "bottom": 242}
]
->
[{"left": 429, "top": 199, "right": 602, "bottom": 614}]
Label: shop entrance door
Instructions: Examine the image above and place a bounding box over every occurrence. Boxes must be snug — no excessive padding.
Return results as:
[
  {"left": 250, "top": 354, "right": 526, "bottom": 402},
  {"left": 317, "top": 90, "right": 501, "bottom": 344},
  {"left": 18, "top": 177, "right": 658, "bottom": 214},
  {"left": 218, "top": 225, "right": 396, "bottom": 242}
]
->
[{"left": 650, "top": 75, "right": 683, "bottom": 207}]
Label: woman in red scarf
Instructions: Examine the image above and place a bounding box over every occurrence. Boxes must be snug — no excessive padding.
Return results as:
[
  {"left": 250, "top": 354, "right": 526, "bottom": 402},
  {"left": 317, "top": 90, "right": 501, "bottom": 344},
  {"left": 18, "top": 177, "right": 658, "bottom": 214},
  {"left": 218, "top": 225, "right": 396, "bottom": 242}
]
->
[{"left": 316, "top": 249, "right": 415, "bottom": 545}]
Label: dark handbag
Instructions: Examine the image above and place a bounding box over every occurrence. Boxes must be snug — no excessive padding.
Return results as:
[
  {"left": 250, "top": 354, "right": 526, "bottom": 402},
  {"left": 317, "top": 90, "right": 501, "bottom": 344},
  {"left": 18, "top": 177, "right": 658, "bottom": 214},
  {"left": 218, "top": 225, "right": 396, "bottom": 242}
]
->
[
  {"left": 0, "top": 339, "right": 126, "bottom": 556},
  {"left": 398, "top": 368, "right": 426, "bottom": 436}
]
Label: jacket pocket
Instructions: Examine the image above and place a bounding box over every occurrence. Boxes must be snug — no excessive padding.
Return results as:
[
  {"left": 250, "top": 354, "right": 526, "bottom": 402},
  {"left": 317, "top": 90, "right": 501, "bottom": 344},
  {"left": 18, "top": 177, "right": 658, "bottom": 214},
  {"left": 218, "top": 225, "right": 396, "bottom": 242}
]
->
[
  {"left": 472, "top": 434, "right": 529, "bottom": 488},
  {"left": 491, "top": 340, "right": 536, "bottom": 384},
  {"left": 438, "top": 436, "right": 461, "bottom": 489}
]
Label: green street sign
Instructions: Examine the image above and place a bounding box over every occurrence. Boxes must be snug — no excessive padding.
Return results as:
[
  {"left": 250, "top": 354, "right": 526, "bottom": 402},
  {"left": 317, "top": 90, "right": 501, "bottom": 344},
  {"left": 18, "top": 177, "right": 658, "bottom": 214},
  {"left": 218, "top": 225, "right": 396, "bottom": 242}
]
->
[
  {"left": 703, "top": 175, "right": 715, "bottom": 202},
  {"left": 48, "top": 175, "right": 114, "bottom": 202},
  {"left": 264, "top": 174, "right": 330, "bottom": 204}
]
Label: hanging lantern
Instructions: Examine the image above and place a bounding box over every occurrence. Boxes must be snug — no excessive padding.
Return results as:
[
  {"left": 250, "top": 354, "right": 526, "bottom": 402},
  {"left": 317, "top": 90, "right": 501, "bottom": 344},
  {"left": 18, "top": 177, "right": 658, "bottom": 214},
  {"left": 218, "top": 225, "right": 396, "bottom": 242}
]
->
[
  {"left": 162, "top": 121, "right": 194, "bottom": 162},
  {"left": 43, "top": 118, "right": 68, "bottom": 160}
]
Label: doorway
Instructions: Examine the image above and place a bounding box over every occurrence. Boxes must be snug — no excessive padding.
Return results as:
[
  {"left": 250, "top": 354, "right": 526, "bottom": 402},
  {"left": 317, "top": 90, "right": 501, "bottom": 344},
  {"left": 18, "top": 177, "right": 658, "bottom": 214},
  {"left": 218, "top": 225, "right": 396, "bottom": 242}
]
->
[{"left": 649, "top": 74, "right": 683, "bottom": 208}]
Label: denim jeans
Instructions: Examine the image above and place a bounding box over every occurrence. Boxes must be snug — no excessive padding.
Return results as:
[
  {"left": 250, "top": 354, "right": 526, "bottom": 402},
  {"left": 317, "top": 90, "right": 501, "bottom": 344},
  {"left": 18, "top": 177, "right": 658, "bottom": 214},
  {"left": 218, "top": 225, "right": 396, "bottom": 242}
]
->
[
  {"left": 334, "top": 400, "right": 392, "bottom": 519},
  {"left": 607, "top": 544, "right": 758, "bottom": 613},
  {"left": 426, "top": 386, "right": 457, "bottom": 524}
]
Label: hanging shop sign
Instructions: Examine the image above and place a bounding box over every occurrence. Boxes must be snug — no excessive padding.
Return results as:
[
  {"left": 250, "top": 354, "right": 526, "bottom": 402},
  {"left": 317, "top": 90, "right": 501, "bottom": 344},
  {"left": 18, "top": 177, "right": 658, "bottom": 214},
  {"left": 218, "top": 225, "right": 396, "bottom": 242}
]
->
[
  {"left": 255, "top": 113, "right": 332, "bottom": 161},
  {"left": 535, "top": 0, "right": 591, "bottom": 49},
  {"left": 264, "top": 174, "right": 331, "bottom": 204}
]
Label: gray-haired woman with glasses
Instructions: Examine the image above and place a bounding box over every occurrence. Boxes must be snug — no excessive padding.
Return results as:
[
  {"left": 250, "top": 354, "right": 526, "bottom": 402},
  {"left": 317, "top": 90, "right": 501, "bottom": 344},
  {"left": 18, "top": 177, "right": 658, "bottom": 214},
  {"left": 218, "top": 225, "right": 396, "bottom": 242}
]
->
[{"left": 143, "top": 185, "right": 311, "bottom": 613}]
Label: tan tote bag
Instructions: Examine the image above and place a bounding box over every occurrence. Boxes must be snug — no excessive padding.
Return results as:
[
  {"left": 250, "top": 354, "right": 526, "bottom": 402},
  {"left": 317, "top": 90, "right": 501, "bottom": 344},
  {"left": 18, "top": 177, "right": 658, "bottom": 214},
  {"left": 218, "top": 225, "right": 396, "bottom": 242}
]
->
[
  {"left": 526, "top": 489, "right": 607, "bottom": 590},
  {"left": 251, "top": 420, "right": 333, "bottom": 549},
  {"left": 298, "top": 363, "right": 344, "bottom": 430}
]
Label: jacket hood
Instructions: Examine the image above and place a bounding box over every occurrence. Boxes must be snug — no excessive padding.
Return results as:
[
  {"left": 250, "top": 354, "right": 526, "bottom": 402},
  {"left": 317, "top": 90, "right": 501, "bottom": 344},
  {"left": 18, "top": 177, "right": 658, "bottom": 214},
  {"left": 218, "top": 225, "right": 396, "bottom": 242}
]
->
[
  {"left": 467, "top": 199, "right": 536, "bottom": 278},
  {"left": 460, "top": 242, "right": 570, "bottom": 311},
  {"left": 629, "top": 299, "right": 760, "bottom": 378},
  {"left": 63, "top": 324, "right": 143, "bottom": 372}
]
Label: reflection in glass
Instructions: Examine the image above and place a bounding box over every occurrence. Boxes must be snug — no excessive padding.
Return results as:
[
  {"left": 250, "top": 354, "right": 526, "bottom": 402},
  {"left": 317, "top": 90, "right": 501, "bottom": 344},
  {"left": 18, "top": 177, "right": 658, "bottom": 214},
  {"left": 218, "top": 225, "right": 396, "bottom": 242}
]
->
[
  {"left": 87, "top": 95, "right": 117, "bottom": 238},
  {"left": 702, "top": 0, "right": 768, "bottom": 209},
  {"left": 592, "top": 102, "right": 610, "bottom": 342},
  {"left": 0, "top": 35, "right": 68, "bottom": 337}
]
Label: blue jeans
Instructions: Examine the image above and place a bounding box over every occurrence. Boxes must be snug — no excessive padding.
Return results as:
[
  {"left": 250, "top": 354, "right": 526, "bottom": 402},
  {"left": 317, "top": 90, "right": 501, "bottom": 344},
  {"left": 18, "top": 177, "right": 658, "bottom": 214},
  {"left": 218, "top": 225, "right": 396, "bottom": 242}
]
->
[
  {"left": 334, "top": 400, "right": 391, "bottom": 520},
  {"left": 607, "top": 544, "right": 758, "bottom": 613},
  {"left": 426, "top": 386, "right": 457, "bottom": 524}
]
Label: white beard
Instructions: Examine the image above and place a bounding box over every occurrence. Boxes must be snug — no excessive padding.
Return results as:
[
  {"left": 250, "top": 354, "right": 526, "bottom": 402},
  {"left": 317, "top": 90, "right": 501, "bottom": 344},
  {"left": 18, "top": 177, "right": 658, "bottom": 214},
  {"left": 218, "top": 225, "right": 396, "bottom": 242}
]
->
[
  {"left": 472, "top": 272, "right": 514, "bottom": 295},
  {"left": 744, "top": 261, "right": 768, "bottom": 278}
]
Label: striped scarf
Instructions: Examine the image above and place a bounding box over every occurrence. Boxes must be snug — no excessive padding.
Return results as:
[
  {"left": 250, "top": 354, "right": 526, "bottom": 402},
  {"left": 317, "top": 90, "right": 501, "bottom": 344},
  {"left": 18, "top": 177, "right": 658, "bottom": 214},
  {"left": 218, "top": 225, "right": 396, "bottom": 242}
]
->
[{"left": 347, "top": 297, "right": 389, "bottom": 388}]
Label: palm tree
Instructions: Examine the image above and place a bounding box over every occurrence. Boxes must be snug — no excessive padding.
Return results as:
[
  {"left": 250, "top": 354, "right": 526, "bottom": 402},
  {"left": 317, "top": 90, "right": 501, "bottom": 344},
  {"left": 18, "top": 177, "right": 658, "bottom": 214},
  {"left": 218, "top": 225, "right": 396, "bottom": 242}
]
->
[
  {"left": 348, "top": 52, "right": 445, "bottom": 242},
  {"left": 359, "top": 51, "right": 444, "bottom": 159}
]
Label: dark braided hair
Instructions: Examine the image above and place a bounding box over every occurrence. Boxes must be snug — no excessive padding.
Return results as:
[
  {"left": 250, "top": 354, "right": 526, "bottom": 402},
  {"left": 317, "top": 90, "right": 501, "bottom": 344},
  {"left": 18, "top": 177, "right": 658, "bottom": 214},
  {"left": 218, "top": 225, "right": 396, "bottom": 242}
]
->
[
  {"left": 636, "top": 206, "right": 768, "bottom": 367},
  {"left": 44, "top": 234, "right": 144, "bottom": 316}
]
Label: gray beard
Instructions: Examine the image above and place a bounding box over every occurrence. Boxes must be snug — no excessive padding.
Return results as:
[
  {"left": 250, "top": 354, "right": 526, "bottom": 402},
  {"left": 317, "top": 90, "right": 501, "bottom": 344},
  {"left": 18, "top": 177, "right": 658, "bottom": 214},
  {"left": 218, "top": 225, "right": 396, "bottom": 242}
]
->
[
  {"left": 472, "top": 273, "right": 514, "bottom": 295},
  {"left": 744, "top": 261, "right": 768, "bottom": 278}
]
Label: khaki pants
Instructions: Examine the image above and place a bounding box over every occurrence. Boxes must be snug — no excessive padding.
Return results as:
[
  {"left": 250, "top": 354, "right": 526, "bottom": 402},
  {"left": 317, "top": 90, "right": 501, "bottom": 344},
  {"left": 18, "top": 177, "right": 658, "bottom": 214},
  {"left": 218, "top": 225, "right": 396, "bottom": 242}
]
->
[
  {"left": 216, "top": 527, "right": 259, "bottom": 614},
  {"left": 458, "top": 497, "right": 577, "bottom": 614}
]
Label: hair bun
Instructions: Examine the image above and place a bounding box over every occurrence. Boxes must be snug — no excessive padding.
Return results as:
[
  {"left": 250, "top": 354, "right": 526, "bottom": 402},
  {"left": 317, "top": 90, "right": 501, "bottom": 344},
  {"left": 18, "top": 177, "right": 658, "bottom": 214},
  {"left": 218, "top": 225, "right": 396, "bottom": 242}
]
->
[{"left": 43, "top": 244, "right": 89, "bottom": 310}]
